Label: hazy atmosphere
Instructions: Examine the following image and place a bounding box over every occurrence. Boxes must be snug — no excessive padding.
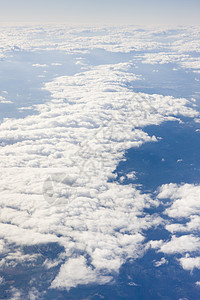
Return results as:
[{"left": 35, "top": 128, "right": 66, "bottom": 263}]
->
[{"left": 0, "top": 0, "right": 200, "bottom": 25}]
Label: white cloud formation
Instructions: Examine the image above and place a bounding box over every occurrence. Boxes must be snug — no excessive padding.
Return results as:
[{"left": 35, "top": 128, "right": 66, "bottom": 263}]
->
[
  {"left": 140, "top": 52, "right": 200, "bottom": 73},
  {"left": 158, "top": 183, "right": 200, "bottom": 219},
  {"left": 0, "top": 61, "right": 198, "bottom": 289},
  {"left": 51, "top": 256, "right": 112, "bottom": 290},
  {"left": 0, "top": 25, "right": 199, "bottom": 60},
  {"left": 154, "top": 257, "right": 168, "bottom": 267},
  {"left": 157, "top": 235, "right": 200, "bottom": 254},
  {"left": 0, "top": 25, "right": 200, "bottom": 291},
  {"left": 141, "top": 53, "right": 190, "bottom": 65},
  {"left": 0, "top": 95, "right": 13, "bottom": 104},
  {"left": 157, "top": 183, "right": 200, "bottom": 236},
  {"left": 151, "top": 183, "right": 200, "bottom": 273},
  {"left": 179, "top": 255, "right": 200, "bottom": 271}
]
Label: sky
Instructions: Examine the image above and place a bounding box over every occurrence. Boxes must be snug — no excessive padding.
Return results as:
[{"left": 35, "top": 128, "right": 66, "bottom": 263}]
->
[{"left": 0, "top": 0, "right": 200, "bottom": 26}]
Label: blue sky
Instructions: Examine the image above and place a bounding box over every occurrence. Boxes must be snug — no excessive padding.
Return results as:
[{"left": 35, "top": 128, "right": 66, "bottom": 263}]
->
[{"left": 0, "top": 0, "right": 200, "bottom": 26}]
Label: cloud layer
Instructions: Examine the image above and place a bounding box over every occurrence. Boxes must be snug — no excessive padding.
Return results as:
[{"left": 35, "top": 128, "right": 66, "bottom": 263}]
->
[
  {"left": 0, "top": 58, "right": 199, "bottom": 291},
  {"left": 152, "top": 183, "right": 200, "bottom": 272}
]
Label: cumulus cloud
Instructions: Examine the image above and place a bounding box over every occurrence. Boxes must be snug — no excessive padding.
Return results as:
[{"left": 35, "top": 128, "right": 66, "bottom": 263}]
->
[
  {"left": 154, "top": 257, "right": 168, "bottom": 267},
  {"left": 158, "top": 235, "right": 200, "bottom": 254},
  {"left": 51, "top": 256, "right": 112, "bottom": 290},
  {"left": 179, "top": 255, "right": 200, "bottom": 271},
  {"left": 180, "top": 58, "right": 200, "bottom": 71},
  {"left": 0, "top": 39, "right": 199, "bottom": 290},
  {"left": 157, "top": 183, "right": 200, "bottom": 236},
  {"left": 0, "top": 25, "right": 199, "bottom": 60},
  {"left": 140, "top": 51, "right": 200, "bottom": 73},
  {"left": 151, "top": 183, "right": 200, "bottom": 272},
  {"left": 141, "top": 53, "right": 190, "bottom": 65},
  {"left": 158, "top": 183, "right": 200, "bottom": 219}
]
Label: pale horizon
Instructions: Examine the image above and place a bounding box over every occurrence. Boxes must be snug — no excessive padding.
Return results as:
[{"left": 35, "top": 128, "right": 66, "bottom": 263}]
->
[{"left": 0, "top": 0, "right": 199, "bottom": 27}]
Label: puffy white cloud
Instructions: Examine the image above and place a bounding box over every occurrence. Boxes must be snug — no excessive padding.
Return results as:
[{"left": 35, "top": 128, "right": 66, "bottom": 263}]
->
[
  {"left": 140, "top": 51, "right": 200, "bottom": 73},
  {"left": 157, "top": 183, "right": 200, "bottom": 219},
  {"left": 179, "top": 255, "right": 200, "bottom": 271},
  {"left": 0, "top": 25, "right": 199, "bottom": 60},
  {"left": 0, "top": 25, "right": 162, "bottom": 55},
  {"left": 154, "top": 183, "right": 200, "bottom": 272},
  {"left": 154, "top": 257, "right": 168, "bottom": 267},
  {"left": 51, "top": 256, "right": 112, "bottom": 290},
  {"left": 0, "top": 27, "right": 199, "bottom": 290},
  {"left": 141, "top": 53, "right": 189, "bottom": 65},
  {"left": 157, "top": 183, "right": 200, "bottom": 244},
  {"left": 158, "top": 235, "right": 200, "bottom": 254},
  {"left": 0, "top": 95, "right": 13, "bottom": 104},
  {"left": 165, "top": 215, "right": 200, "bottom": 234},
  {"left": 180, "top": 58, "right": 200, "bottom": 71},
  {"left": 0, "top": 223, "right": 58, "bottom": 246}
]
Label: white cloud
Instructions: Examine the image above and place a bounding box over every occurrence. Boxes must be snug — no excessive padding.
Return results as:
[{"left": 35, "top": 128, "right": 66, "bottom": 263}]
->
[
  {"left": 0, "top": 95, "right": 13, "bottom": 104},
  {"left": 32, "top": 64, "right": 48, "bottom": 68},
  {"left": 158, "top": 183, "right": 200, "bottom": 218},
  {"left": 0, "top": 25, "right": 199, "bottom": 59},
  {"left": 51, "top": 256, "right": 112, "bottom": 290},
  {"left": 154, "top": 257, "right": 168, "bottom": 267},
  {"left": 158, "top": 183, "right": 200, "bottom": 236},
  {"left": 179, "top": 58, "right": 200, "bottom": 71},
  {"left": 140, "top": 52, "right": 200, "bottom": 73},
  {"left": 0, "top": 61, "right": 198, "bottom": 289},
  {"left": 141, "top": 53, "right": 189, "bottom": 65},
  {"left": 0, "top": 27, "right": 199, "bottom": 290},
  {"left": 165, "top": 215, "right": 200, "bottom": 234},
  {"left": 158, "top": 235, "right": 200, "bottom": 254},
  {"left": 153, "top": 183, "right": 200, "bottom": 272},
  {"left": 126, "top": 171, "right": 136, "bottom": 180},
  {"left": 0, "top": 95, "right": 5, "bottom": 101},
  {"left": 179, "top": 255, "right": 200, "bottom": 271}
]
